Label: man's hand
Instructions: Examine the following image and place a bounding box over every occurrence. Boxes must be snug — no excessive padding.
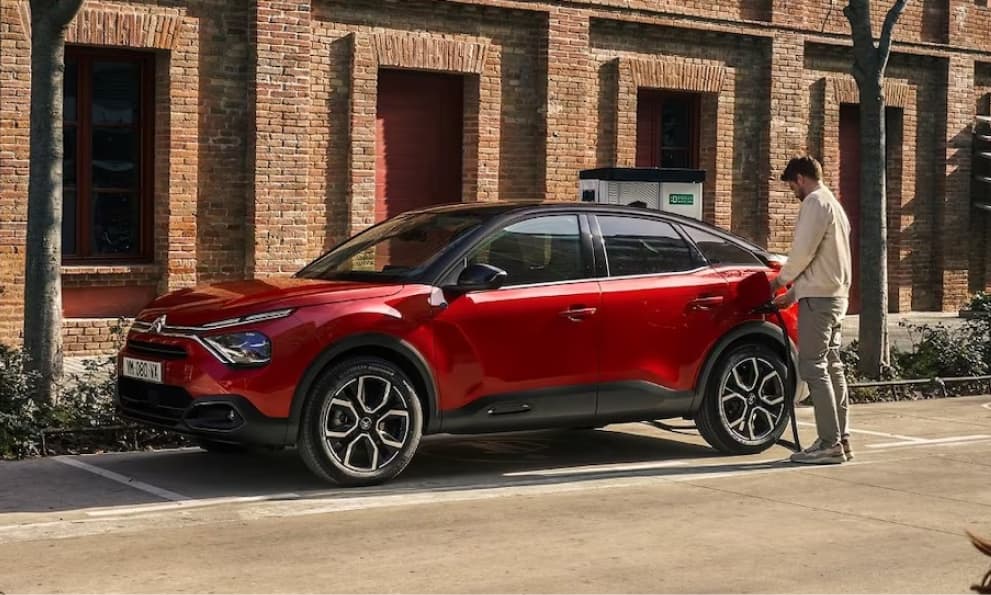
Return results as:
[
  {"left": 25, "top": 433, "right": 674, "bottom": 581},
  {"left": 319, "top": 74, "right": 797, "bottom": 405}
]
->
[{"left": 772, "top": 291, "right": 796, "bottom": 309}]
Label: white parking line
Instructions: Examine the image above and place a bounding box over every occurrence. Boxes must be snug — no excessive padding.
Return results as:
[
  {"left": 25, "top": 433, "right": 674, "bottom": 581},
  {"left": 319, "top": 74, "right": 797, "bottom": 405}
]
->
[
  {"left": 504, "top": 460, "right": 687, "bottom": 477},
  {"left": 867, "top": 435, "right": 991, "bottom": 449},
  {"left": 55, "top": 456, "right": 190, "bottom": 502},
  {"left": 983, "top": 402, "right": 991, "bottom": 411},
  {"left": 85, "top": 493, "right": 302, "bottom": 517},
  {"left": 798, "top": 422, "right": 924, "bottom": 442}
]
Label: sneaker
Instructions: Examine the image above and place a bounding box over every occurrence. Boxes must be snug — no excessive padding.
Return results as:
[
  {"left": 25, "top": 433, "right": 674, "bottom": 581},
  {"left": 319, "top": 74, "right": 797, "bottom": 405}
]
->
[
  {"left": 801, "top": 438, "right": 823, "bottom": 453},
  {"left": 841, "top": 437, "right": 854, "bottom": 461},
  {"left": 790, "top": 442, "right": 845, "bottom": 465}
]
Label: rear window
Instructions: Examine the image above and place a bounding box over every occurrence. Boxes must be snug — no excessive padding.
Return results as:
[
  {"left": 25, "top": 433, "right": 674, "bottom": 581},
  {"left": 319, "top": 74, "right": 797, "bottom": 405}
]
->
[
  {"left": 598, "top": 215, "right": 696, "bottom": 276},
  {"left": 681, "top": 225, "right": 763, "bottom": 267}
]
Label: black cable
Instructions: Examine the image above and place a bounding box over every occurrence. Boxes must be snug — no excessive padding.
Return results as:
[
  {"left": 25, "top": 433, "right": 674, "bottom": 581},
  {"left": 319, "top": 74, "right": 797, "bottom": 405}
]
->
[{"left": 762, "top": 303, "right": 803, "bottom": 453}]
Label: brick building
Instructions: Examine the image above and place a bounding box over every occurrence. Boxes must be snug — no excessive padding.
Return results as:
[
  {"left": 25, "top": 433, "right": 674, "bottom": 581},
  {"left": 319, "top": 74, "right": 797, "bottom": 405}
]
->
[{"left": 1, "top": 0, "right": 990, "bottom": 354}]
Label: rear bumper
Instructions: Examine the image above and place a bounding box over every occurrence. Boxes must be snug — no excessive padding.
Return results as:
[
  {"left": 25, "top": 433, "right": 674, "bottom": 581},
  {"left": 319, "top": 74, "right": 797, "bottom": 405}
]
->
[{"left": 115, "top": 378, "right": 289, "bottom": 446}]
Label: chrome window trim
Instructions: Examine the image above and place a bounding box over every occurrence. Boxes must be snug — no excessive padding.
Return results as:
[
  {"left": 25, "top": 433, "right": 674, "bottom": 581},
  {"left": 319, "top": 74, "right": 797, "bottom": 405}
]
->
[{"left": 485, "top": 265, "right": 713, "bottom": 291}]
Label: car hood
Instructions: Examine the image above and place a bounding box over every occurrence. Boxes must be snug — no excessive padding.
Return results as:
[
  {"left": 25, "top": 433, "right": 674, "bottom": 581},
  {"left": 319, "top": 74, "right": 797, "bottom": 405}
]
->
[{"left": 136, "top": 278, "right": 403, "bottom": 327}]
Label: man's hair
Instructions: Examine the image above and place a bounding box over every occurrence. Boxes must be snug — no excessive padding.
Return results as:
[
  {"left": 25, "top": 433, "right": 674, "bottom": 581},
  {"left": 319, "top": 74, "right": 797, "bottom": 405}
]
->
[{"left": 780, "top": 156, "right": 823, "bottom": 182}]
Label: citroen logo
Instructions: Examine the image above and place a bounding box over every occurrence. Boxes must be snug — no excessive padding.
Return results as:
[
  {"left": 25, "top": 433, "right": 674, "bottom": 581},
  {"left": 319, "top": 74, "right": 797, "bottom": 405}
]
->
[{"left": 150, "top": 315, "right": 167, "bottom": 334}]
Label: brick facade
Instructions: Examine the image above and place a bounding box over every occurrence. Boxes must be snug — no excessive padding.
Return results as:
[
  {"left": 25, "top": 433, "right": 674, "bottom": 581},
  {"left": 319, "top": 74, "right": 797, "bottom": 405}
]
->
[{"left": 1, "top": 0, "right": 990, "bottom": 354}]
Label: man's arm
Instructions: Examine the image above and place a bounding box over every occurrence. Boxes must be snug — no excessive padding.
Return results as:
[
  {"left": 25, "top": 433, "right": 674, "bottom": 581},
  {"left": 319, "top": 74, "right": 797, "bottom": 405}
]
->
[{"left": 772, "top": 198, "right": 829, "bottom": 289}]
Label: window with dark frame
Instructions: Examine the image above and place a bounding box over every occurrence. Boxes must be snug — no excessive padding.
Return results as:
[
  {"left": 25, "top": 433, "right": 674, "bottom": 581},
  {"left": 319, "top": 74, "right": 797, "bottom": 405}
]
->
[
  {"left": 635, "top": 90, "right": 701, "bottom": 169},
  {"left": 598, "top": 215, "right": 697, "bottom": 276},
  {"left": 468, "top": 215, "right": 585, "bottom": 286},
  {"left": 63, "top": 47, "right": 154, "bottom": 262},
  {"left": 681, "top": 225, "right": 763, "bottom": 268}
]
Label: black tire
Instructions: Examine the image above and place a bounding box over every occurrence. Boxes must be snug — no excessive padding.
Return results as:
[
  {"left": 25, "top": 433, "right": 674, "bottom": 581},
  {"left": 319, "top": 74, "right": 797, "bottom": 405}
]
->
[
  {"left": 298, "top": 356, "right": 423, "bottom": 486},
  {"left": 695, "top": 343, "right": 791, "bottom": 455},
  {"left": 196, "top": 438, "right": 249, "bottom": 454}
]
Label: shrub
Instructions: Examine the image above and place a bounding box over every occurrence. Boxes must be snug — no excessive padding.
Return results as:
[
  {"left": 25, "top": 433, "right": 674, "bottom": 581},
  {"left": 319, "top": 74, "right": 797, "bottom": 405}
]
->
[
  {"left": 1, "top": 319, "right": 188, "bottom": 459},
  {"left": 895, "top": 320, "right": 990, "bottom": 379},
  {"left": 964, "top": 291, "right": 991, "bottom": 315},
  {"left": 0, "top": 345, "right": 46, "bottom": 459}
]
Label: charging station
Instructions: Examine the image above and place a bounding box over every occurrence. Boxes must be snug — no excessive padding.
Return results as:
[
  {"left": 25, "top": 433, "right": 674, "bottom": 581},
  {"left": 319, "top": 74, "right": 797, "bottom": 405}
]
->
[{"left": 579, "top": 167, "right": 706, "bottom": 220}]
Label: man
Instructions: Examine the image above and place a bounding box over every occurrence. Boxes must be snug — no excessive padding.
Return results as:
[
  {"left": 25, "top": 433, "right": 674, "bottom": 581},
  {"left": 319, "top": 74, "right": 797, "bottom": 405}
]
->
[{"left": 772, "top": 156, "right": 853, "bottom": 465}]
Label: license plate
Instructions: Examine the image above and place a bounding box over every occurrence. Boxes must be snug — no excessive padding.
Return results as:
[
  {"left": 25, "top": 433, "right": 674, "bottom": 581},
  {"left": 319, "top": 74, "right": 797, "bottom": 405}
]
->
[{"left": 121, "top": 357, "right": 163, "bottom": 384}]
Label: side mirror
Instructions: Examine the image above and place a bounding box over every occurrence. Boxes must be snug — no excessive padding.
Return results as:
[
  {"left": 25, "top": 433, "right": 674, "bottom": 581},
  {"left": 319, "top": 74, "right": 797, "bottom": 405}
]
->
[{"left": 447, "top": 263, "right": 508, "bottom": 293}]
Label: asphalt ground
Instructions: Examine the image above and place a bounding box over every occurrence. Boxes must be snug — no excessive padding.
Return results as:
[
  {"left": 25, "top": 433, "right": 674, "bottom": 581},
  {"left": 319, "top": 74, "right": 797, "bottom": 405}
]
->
[{"left": 1, "top": 395, "right": 990, "bottom": 593}]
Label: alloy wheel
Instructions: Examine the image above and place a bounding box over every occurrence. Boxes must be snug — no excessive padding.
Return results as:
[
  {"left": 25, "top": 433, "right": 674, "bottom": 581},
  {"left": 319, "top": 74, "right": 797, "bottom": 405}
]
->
[
  {"left": 319, "top": 374, "right": 412, "bottom": 473},
  {"left": 717, "top": 356, "right": 786, "bottom": 445}
]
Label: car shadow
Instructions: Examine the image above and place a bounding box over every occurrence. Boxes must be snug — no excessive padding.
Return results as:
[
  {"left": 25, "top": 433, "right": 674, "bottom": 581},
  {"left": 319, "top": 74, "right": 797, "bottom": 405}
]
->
[{"left": 0, "top": 426, "right": 798, "bottom": 514}]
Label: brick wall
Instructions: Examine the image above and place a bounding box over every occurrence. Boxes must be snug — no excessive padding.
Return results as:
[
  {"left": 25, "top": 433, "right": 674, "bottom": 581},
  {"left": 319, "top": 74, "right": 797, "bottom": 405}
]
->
[
  {"left": 247, "top": 0, "right": 312, "bottom": 276},
  {"left": 0, "top": 0, "right": 242, "bottom": 353},
  {"left": 63, "top": 318, "right": 129, "bottom": 357},
  {"left": 941, "top": 55, "right": 976, "bottom": 310},
  {"left": 308, "top": 0, "right": 544, "bottom": 247},
  {"left": 950, "top": 0, "right": 991, "bottom": 52},
  {"left": 2, "top": 0, "right": 991, "bottom": 356},
  {"left": 0, "top": 0, "right": 31, "bottom": 345},
  {"left": 774, "top": 0, "right": 947, "bottom": 45},
  {"left": 192, "top": 1, "right": 250, "bottom": 284},
  {"left": 802, "top": 45, "right": 944, "bottom": 312},
  {"left": 589, "top": 19, "right": 769, "bottom": 241}
]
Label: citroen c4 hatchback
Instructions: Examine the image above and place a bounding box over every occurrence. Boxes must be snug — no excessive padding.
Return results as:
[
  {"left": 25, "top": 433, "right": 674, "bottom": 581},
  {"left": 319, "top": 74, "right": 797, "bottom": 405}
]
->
[{"left": 117, "top": 202, "right": 799, "bottom": 486}]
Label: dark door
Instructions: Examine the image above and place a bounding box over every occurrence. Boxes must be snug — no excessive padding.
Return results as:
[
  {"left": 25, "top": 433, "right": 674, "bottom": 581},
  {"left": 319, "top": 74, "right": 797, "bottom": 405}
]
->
[
  {"left": 839, "top": 104, "right": 862, "bottom": 314},
  {"left": 375, "top": 70, "right": 463, "bottom": 222}
]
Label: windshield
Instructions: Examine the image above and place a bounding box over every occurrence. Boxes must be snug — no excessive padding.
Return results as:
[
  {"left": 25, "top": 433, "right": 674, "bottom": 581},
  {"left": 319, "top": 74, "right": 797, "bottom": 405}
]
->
[{"left": 296, "top": 211, "right": 489, "bottom": 281}]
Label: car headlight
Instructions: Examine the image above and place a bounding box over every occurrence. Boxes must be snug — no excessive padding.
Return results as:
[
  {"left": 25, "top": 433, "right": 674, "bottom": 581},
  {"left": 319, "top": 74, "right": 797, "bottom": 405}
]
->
[{"left": 202, "top": 331, "right": 272, "bottom": 366}]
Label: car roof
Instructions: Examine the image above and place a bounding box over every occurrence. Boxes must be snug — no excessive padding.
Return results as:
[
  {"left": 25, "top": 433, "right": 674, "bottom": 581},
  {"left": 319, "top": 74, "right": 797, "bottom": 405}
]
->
[{"left": 407, "top": 201, "right": 768, "bottom": 254}]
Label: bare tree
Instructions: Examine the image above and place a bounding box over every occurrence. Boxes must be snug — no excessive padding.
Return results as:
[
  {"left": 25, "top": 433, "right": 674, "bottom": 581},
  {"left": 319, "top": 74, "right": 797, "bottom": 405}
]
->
[
  {"left": 24, "top": 0, "right": 85, "bottom": 402},
  {"left": 844, "top": 0, "right": 908, "bottom": 379}
]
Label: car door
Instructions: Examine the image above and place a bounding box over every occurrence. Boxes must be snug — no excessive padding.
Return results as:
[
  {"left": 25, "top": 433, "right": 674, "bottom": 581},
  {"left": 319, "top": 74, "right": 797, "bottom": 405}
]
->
[
  {"left": 679, "top": 223, "right": 771, "bottom": 293},
  {"left": 430, "top": 213, "right": 601, "bottom": 433},
  {"left": 592, "top": 213, "right": 731, "bottom": 419}
]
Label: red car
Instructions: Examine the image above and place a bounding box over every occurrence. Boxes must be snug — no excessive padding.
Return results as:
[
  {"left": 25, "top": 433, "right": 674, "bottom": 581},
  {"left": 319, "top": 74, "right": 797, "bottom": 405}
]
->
[{"left": 117, "top": 202, "right": 798, "bottom": 485}]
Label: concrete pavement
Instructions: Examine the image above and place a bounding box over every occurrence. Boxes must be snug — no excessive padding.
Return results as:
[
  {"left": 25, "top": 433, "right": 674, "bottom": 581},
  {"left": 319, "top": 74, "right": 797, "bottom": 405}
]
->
[
  {"left": 1, "top": 396, "right": 990, "bottom": 593},
  {"left": 841, "top": 312, "right": 966, "bottom": 350}
]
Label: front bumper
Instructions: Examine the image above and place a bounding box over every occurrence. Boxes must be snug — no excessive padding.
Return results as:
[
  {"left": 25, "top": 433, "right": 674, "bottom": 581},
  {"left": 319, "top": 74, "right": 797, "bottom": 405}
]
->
[{"left": 115, "top": 377, "right": 289, "bottom": 446}]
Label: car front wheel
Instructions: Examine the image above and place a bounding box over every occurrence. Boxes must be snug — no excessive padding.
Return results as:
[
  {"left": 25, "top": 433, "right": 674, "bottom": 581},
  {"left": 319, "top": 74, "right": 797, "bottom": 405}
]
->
[
  {"left": 695, "top": 343, "right": 791, "bottom": 455},
  {"left": 298, "top": 357, "right": 423, "bottom": 486}
]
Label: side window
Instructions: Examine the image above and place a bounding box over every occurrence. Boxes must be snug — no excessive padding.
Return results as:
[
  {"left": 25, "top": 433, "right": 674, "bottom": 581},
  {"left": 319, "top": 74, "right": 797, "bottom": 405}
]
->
[
  {"left": 682, "top": 226, "right": 763, "bottom": 267},
  {"left": 598, "top": 216, "right": 696, "bottom": 276},
  {"left": 468, "top": 215, "right": 584, "bottom": 286}
]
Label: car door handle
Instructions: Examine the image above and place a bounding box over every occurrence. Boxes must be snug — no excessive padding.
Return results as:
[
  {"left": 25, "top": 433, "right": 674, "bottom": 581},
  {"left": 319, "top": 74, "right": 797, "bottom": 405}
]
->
[
  {"left": 688, "top": 295, "right": 725, "bottom": 310},
  {"left": 559, "top": 306, "right": 597, "bottom": 321}
]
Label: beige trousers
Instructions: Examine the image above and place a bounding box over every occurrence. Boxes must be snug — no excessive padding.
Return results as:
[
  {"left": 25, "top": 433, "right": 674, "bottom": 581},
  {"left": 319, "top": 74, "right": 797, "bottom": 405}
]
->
[{"left": 797, "top": 297, "right": 849, "bottom": 447}]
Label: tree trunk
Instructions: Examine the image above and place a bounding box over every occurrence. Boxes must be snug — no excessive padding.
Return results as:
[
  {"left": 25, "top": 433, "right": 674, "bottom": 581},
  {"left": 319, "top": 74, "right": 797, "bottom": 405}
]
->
[
  {"left": 24, "top": 15, "right": 68, "bottom": 403},
  {"left": 856, "top": 79, "right": 891, "bottom": 378}
]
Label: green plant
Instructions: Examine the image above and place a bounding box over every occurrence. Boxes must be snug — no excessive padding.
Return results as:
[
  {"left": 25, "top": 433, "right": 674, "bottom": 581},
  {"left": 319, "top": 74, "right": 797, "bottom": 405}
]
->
[
  {"left": 894, "top": 321, "right": 989, "bottom": 379},
  {"left": 0, "top": 344, "right": 46, "bottom": 458},
  {"left": 965, "top": 291, "right": 991, "bottom": 314}
]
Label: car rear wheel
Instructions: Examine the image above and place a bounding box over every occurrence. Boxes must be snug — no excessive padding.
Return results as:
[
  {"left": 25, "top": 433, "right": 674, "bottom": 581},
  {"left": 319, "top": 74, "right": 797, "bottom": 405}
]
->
[
  {"left": 695, "top": 343, "right": 790, "bottom": 455},
  {"left": 298, "top": 357, "right": 423, "bottom": 486}
]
